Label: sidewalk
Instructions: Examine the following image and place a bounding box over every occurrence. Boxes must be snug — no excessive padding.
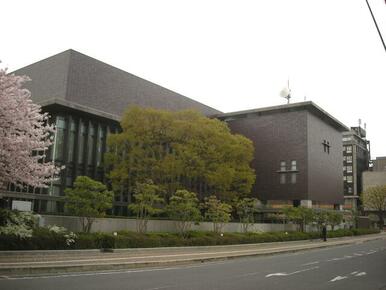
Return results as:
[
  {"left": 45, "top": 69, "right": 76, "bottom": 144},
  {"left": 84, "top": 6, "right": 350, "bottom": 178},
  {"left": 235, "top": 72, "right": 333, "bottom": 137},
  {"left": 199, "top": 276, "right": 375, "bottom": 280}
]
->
[{"left": 0, "top": 233, "right": 385, "bottom": 276}]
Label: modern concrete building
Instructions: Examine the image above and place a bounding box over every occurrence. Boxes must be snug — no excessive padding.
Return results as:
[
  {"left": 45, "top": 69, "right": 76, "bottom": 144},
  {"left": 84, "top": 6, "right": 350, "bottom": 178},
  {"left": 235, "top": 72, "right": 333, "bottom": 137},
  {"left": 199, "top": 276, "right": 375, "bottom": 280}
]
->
[
  {"left": 1, "top": 49, "right": 220, "bottom": 214},
  {"left": 215, "top": 102, "right": 348, "bottom": 209},
  {"left": 1, "top": 50, "right": 349, "bottom": 214},
  {"left": 342, "top": 126, "right": 370, "bottom": 210}
]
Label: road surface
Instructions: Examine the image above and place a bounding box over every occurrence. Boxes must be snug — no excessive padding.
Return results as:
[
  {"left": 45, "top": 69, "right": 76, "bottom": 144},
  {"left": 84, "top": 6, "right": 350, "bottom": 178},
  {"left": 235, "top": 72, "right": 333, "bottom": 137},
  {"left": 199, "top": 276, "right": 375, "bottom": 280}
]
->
[{"left": 1, "top": 238, "right": 385, "bottom": 290}]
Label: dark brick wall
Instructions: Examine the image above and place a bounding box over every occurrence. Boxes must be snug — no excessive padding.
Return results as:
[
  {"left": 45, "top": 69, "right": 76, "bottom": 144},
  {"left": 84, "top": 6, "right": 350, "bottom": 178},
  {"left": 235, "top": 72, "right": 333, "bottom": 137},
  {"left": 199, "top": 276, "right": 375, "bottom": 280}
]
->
[
  {"left": 224, "top": 109, "right": 344, "bottom": 205},
  {"left": 307, "top": 113, "right": 343, "bottom": 204},
  {"left": 225, "top": 110, "right": 308, "bottom": 202}
]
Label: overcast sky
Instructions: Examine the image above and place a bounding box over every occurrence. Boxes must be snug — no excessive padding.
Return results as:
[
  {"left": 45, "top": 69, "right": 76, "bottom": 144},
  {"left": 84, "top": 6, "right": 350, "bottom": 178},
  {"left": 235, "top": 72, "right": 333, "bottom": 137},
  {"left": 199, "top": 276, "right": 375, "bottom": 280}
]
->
[{"left": 2, "top": 0, "right": 386, "bottom": 157}]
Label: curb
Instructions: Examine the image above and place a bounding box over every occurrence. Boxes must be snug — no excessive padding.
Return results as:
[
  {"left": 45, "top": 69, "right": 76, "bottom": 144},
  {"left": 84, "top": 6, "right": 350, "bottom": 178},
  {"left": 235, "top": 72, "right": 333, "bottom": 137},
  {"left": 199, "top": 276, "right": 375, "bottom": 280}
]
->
[{"left": 0, "top": 234, "right": 385, "bottom": 277}]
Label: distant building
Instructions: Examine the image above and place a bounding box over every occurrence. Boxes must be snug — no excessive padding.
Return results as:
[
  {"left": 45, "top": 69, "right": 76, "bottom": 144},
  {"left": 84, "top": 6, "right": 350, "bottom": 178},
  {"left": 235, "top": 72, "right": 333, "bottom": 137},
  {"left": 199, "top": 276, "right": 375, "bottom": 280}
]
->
[
  {"left": 371, "top": 156, "right": 386, "bottom": 172},
  {"left": 216, "top": 102, "right": 348, "bottom": 209},
  {"left": 1, "top": 50, "right": 220, "bottom": 215},
  {"left": 342, "top": 126, "right": 370, "bottom": 210},
  {"left": 362, "top": 156, "right": 386, "bottom": 194}
]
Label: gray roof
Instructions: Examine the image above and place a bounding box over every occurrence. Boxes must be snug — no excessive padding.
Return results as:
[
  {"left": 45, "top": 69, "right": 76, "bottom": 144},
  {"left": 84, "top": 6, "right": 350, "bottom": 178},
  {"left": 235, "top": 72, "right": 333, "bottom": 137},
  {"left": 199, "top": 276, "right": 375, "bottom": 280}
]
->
[
  {"left": 12, "top": 49, "right": 221, "bottom": 117},
  {"left": 214, "top": 101, "right": 349, "bottom": 132}
]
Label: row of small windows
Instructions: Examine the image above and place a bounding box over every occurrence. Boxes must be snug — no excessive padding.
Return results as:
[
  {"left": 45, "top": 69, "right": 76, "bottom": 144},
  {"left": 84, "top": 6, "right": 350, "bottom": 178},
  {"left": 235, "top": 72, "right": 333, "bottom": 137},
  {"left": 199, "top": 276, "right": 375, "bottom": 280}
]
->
[
  {"left": 51, "top": 116, "right": 108, "bottom": 167},
  {"left": 343, "top": 175, "right": 353, "bottom": 183}
]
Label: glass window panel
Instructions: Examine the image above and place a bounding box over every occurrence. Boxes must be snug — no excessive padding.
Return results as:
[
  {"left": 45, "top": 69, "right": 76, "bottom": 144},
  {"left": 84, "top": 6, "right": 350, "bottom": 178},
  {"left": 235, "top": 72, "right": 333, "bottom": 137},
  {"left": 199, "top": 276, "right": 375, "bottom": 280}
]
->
[
  {"left": 291, "top": 160, "right": 297, "bottom": 171},
  {"left": 280, "top": 174, "right": 286, "bottom": 184},
  {"left": 87, "top": 124, "right": 95, "bottom": 166},
  {"left": 78, "top": 121, "right": 86, "bottom": 164},
  {"left": 53, "top": 116, "right": 66, "bottom": 161},
  {"left": 96, "top": 126, "right": 104, "bottom": 167},
  {"left": 67, "top": 119, "right": 76, "bottom": 162},
  {"left": 280, "top": 161, "right": 286, "bottom": 171},
  {"left": 291, "top": 173, "right": 296, "bottom": 184}
]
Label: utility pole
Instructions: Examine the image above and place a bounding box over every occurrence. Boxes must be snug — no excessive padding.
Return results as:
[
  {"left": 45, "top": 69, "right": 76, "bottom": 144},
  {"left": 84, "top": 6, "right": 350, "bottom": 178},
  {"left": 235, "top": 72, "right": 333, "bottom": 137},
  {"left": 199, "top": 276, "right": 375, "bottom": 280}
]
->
[{"left": 365, "top": 0, "right": 386, "bottom": 53}]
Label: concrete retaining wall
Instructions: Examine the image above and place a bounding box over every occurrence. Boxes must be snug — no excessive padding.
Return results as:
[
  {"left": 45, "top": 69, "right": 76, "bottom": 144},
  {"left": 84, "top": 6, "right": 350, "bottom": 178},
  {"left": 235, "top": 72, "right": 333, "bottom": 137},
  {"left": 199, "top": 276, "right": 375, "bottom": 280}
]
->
[{"left": 40, "top": 215, "right": 298, "bottom": 233}]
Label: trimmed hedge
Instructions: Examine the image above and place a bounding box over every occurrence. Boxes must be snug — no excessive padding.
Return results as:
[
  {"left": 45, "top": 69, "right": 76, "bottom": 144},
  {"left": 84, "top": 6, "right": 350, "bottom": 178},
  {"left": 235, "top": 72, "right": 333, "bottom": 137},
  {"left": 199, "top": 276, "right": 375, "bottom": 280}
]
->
[{"left": 0, "top": 228, "right": 380, "bottom": 251}]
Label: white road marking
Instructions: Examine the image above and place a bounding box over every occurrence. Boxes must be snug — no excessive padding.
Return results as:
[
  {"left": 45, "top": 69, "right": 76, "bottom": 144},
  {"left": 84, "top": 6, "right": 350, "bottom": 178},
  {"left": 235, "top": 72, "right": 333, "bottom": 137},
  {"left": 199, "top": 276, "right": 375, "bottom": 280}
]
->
[
  {"left": 351, "top": 271, "right": 358, "bottom": 275},
  {"left": 330, "top": 276, "right": 348, "bottom": 282},
  {"left": 147, "top": 285, "right": 173, "bottom": 290},
  {"left": 355, "top": 272, "right": 366, "bottom": 277},
  {"left": 353, "top": 253, "right": 363, "bottom": 256},
  {"left": 265, "top": 266, "right": 319, "bottom": 278},
  {"left": 302, "top": 261, "right": 319, "bottom": 266},
  {"left": 0, "top": 263, "right": 213, "bottom": 280},
  {"left": 326, "top": 257, "right": 344, "bottom": 262}
]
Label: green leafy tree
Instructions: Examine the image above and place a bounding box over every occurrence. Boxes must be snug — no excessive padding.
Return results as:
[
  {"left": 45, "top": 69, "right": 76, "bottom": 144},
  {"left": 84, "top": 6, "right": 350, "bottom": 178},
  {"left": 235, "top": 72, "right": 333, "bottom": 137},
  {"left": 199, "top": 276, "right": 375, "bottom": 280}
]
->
[
  {"left": 313, "top": 210, "right": 328, "bottom": 231},
  {"left": 166, "top": 190, "right": 202, "bottom": 236},
  {"left": 105, "top": 107, "right": 255, "bottom": 202},
  {"left": 234, "top": 197, "right": 260, "bottom": 232},
  {"left": 326, "top": 211, "right": 343, "bottom": 231},
  {"left": 65, "top": 176, "right": 113, "bottom": 233},
  {"left": 203, "top": 195, "right": 232, "bottom": 233},
  {"left": 283, "top": 206, "right": 314, "bottom": 232},
  {"left": 361, "top": 185, "right": 386, "bottom": 228},
  {"left": 128, "top": 180, "right": 164, "bottom": 233},
  {"left": 344, "top": 209, "right": 360, "bottom": 229}
]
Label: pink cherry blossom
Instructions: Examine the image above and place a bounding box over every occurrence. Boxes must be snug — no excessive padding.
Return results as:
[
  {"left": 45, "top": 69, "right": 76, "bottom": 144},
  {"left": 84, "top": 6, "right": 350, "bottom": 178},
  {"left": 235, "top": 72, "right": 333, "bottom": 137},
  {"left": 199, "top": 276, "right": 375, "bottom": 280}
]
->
[{"left": 0, "top": 66, "right": 61, "bottom": 189}]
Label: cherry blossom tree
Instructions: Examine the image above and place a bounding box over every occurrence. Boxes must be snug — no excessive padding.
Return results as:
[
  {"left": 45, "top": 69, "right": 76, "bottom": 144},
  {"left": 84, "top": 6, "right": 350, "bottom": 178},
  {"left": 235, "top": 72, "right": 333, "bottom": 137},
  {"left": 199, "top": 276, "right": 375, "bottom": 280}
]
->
[{"left": 0, "top": 66, "right": 60, "bottom": 190}]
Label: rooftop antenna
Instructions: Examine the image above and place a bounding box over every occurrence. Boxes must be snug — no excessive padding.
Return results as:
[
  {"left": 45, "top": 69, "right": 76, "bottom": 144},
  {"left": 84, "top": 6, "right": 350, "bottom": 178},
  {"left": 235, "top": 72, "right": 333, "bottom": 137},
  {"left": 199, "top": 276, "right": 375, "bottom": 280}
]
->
[
  {"left": 364, "top": 122, "right": 367, "bottom": 130},
  {"left": 358, "top": 118, "right": 362, "bottom": 127},
  {"left": 279, "top": 79, "right": 291, "bottom": 104}
]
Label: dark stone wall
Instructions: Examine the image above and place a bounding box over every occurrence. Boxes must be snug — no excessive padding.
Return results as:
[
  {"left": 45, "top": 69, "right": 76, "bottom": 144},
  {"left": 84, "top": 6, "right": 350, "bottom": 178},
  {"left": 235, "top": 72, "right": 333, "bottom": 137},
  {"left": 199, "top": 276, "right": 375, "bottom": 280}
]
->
[
  {"left": 225, "top": 110, "right": 308, "bottom": 202},
  {"left": 307, "top": 112, "right": 343, "bottom": 204}
]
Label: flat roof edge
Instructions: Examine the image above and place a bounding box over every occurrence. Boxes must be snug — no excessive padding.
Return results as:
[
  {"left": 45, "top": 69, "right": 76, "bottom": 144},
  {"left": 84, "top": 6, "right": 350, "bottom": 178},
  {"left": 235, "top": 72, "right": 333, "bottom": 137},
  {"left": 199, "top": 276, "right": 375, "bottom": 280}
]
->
[
  {"left": 214, "top": 101, "right": 349, "bottom": 132},
  {"left": 38, "top": 98, "right": 121, "bottom": 122}
]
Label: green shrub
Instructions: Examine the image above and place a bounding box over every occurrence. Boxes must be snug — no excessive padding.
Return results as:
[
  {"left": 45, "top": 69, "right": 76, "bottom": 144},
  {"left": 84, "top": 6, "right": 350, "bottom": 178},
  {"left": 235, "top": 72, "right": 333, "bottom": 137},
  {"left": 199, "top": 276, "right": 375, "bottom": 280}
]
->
[{"left": 0, "top": 228, "right": 380, "bottom": 250}]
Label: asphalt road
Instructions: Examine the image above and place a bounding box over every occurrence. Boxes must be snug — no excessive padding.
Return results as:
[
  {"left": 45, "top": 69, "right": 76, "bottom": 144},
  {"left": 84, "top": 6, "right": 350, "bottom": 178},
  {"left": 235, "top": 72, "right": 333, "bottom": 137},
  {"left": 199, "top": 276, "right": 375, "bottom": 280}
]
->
[{"left": 1, "top": 239, "right": 386, "bottom": 290}]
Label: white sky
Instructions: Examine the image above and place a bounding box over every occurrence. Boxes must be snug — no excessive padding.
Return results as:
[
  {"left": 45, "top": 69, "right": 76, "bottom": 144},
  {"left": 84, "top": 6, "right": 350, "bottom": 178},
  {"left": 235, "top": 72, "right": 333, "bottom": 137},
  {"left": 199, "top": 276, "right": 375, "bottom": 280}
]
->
[{"left": 2, "top": 0, "right": 386, "bottom": 157}]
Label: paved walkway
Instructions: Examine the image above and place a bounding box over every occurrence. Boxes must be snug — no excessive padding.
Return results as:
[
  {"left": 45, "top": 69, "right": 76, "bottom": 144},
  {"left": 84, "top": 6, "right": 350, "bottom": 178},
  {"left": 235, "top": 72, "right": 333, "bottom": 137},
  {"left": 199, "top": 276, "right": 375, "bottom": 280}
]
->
[{"left": 0, "top": 233, "right": 385, "bottom": 276}]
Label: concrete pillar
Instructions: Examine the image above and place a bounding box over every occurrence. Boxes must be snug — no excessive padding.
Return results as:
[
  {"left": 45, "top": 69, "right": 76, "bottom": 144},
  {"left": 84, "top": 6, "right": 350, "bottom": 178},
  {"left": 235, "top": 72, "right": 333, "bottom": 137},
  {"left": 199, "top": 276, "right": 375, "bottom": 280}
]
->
[{"left": 301, "top": 200, "right": 312, "bottom": 208}]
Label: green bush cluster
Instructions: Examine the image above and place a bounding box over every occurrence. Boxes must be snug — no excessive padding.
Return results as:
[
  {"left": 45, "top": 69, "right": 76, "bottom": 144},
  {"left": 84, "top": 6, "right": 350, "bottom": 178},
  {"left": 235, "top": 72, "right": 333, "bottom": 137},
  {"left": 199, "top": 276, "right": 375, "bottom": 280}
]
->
[{"left": 0, "top": 228, "right": 379, "bottom": 251}]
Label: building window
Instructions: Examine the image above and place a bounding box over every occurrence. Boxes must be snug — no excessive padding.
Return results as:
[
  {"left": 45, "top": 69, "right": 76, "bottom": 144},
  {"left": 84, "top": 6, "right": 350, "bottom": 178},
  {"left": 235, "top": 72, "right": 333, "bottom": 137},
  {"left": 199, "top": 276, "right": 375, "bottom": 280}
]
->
[
  {"left": 280, "top": 161, "right": 286, "bottom": 171},
  {"left": 291, "top": 160, "right": 297, "bottom": 171},
  {"left": 343, "top": 166, "right": 346, "bottom": 172},
  {"left": 291, "top": 173, "right": 297, "bottom": 184},
  {"left": 343, "top": 156, "right": 347, "bottom": 162},
  {"left": 346, "top": 156, "right": 353, "bottom": 163},
  {"left": 347, "top": 176, "right": 353, "bottom": 183},
  {"left": 347, "top": 186, "right": 353, "bottom": 194},
  {"left": 346, "top": 145, "right": 352, "bottom": 153},
  {"left": 87, "top": 123, "right": 96, "bottom": 166},
  {"left": 96, "top": 126, "right": 104, "bottom": 167},
  {"left": 53, "top": 116, "right": 66, "bottom": 161},
  {"left": 280, "top": 174, "right": 286, "bottom": 184},
  {"left": 343, "top": 176, "right": 347, "bottom": 181},
  {"left": 68, "top": 118, "right": 76, "bottom": 163},
  {"left": 346, "top": 165, "right": 352, "bottom": 173},
  {"left": 78, "top": 120, "right": 86, "bottom": 164}
]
